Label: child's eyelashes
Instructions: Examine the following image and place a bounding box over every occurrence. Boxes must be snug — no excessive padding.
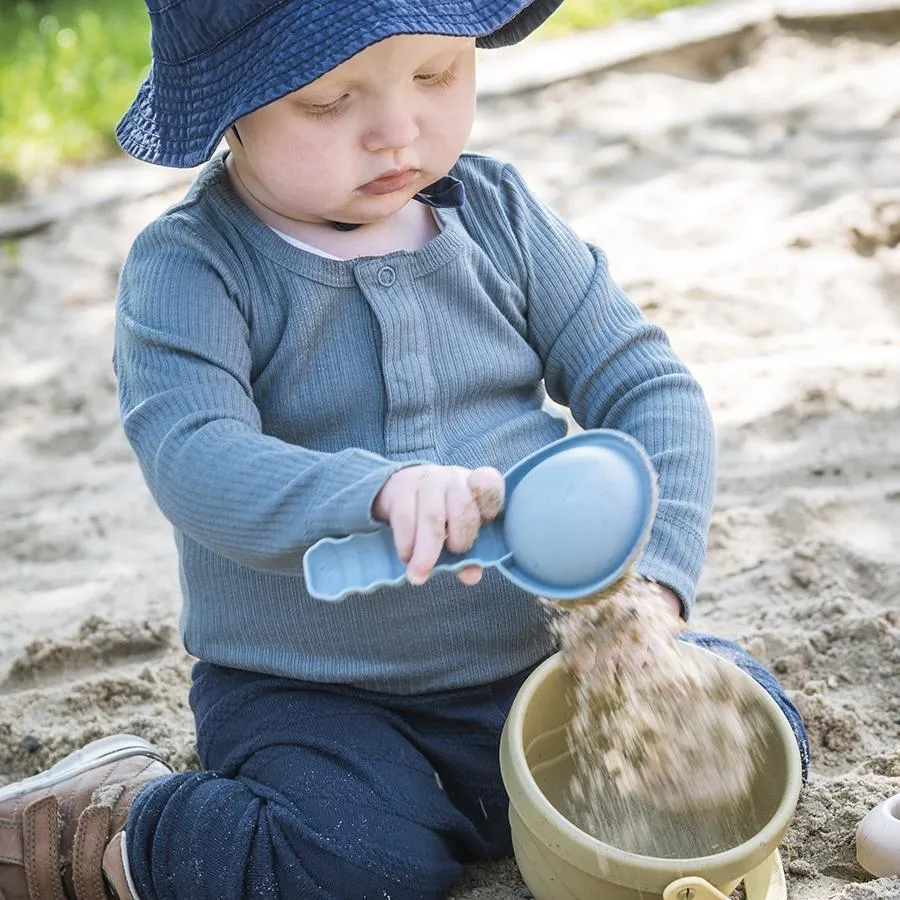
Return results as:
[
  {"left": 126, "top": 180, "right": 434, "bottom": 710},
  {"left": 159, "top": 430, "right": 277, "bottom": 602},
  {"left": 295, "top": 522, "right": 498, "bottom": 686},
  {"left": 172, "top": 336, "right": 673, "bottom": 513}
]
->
[
  {"left": 414, "top": 65, "right": 458, "bottom": 88},
  {"left": 300, "top": 95, "right": 349, "bottom": 119},
  {"left": 296, "top": 64, "right": 457, "bottom": 119}
]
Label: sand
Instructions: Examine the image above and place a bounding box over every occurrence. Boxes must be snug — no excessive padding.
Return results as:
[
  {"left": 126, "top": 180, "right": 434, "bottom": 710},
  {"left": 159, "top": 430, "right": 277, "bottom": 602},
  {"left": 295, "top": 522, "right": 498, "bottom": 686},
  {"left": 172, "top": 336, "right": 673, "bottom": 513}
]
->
[
  {"left": 1, "top": 9, "right": 898, "bottom": 900},
  {"left": 548, "top": 577, "right": 769, "bottom": 857}
]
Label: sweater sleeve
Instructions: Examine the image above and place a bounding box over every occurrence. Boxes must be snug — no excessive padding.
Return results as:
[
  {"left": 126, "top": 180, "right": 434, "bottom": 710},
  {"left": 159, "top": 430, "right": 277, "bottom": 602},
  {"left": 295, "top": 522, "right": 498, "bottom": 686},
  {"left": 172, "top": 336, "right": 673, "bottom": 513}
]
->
[
  {"left": 114, "top": 217, "right": 404, "bottom": 573},
  {"left": 498, "top": 163, "right": 717, "bottom": 613}
]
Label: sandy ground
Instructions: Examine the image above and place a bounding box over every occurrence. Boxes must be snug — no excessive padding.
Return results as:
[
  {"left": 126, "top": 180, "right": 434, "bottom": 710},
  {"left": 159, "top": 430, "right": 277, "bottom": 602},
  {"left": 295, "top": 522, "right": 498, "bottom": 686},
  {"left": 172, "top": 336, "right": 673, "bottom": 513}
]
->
[{"left": 1, "top": 12, "right": 898, "bottom": 900}]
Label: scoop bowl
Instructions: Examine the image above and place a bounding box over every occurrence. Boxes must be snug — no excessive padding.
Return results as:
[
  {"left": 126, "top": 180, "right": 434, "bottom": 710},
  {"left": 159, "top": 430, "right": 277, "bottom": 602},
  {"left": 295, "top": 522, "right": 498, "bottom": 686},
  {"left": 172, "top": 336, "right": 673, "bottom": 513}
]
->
[{"left": 496, "top": 431, "right": 657, "bottom": 598}]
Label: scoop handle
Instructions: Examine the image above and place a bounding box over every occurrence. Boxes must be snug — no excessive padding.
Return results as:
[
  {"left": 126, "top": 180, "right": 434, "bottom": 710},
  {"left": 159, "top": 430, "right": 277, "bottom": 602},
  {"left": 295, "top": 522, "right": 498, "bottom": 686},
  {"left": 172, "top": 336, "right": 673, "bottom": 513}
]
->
[{"left": 303, "top": 521, "right": 511, "bottom": 602}]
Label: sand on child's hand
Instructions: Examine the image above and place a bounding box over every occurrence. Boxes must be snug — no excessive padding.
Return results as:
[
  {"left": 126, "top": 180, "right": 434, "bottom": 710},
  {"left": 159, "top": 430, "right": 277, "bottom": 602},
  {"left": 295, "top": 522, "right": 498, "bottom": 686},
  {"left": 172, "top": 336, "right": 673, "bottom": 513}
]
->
[{"left": 471, "top": 485, "right": 504, "bottom": 521}]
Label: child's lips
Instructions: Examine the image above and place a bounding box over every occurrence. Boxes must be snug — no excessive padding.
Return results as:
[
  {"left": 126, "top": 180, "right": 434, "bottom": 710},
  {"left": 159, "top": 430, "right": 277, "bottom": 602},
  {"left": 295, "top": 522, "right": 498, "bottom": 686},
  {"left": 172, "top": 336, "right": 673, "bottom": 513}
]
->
[{"left": 359, "top": 168, "right": 418, "bottom": 195}]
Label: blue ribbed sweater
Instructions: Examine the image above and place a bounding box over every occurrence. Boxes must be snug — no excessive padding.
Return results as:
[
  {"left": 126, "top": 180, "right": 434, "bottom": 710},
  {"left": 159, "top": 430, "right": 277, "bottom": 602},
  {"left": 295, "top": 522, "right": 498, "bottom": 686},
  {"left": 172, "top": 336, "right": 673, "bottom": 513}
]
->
[{"left": 114, "top": 152, "right": 716, "bottom": 693}]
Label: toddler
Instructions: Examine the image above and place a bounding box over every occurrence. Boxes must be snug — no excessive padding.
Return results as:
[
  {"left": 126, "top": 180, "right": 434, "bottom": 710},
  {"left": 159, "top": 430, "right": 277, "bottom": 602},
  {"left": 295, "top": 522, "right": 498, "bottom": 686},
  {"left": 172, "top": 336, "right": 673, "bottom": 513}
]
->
[{"left": 0, "top": 2, "right": 809, "bottom": 898}]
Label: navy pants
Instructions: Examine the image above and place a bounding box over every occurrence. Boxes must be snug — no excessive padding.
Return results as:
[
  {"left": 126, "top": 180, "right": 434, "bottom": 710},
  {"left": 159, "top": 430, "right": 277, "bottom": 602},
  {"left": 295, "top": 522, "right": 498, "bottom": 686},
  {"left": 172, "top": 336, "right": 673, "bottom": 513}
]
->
[{"left": 125, "top": 635, "right": 809, "bottom": 900}]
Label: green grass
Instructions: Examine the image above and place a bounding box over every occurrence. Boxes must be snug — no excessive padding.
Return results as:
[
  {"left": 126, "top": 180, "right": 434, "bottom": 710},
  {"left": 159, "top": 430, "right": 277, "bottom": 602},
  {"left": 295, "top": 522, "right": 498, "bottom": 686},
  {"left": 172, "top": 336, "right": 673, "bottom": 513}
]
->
[
  {"left": 0, "top": 0, "right": 707, "bottom": 195},
  {"left": 541, "top": 0, "right": 707, "bottom": 34},
  {"left": 0, "top": 0, "right": 150, "bottom": 195}
]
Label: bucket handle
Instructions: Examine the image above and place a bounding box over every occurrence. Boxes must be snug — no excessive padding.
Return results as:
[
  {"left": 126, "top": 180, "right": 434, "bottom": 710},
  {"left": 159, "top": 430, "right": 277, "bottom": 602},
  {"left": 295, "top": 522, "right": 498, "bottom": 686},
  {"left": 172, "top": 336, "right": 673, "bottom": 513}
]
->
[{"left": 663, "top": 849, "right": 786, "bottom": 900}]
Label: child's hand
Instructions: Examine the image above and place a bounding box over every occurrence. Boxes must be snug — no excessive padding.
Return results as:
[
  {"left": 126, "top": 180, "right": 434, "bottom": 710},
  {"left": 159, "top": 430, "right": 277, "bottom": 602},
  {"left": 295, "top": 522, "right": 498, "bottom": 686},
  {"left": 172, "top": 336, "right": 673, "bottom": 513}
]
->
[
  {"left": 652, "top": 584, "right": 683, "bottom": 622},
  {"left": 569, "top": 580, "right": 684, "bottom": 680},
  {"left": 373, "top": 465, "right": 505, "bottom": 586}
]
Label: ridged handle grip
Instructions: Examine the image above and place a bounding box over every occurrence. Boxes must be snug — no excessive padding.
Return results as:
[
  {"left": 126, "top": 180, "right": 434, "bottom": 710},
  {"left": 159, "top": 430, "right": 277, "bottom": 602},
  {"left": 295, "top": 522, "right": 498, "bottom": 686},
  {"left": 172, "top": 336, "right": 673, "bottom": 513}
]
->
[{"left": 303, "top": 521, "right": 511, "bottom": 602}]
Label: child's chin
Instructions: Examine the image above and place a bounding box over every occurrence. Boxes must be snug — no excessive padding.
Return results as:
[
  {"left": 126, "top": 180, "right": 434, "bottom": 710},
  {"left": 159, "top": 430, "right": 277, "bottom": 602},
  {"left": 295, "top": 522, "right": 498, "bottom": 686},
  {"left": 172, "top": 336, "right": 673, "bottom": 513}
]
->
[{"left": 349, "top": 191, "right": 420, "bottom": 222}]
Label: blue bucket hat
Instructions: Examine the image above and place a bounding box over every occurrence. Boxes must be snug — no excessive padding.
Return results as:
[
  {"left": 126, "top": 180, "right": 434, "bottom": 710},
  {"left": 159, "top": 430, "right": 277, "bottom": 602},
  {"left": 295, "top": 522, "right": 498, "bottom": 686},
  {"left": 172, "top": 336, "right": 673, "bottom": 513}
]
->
[{"left": 116, "top": 0, "right": 564, "bottom": 169}]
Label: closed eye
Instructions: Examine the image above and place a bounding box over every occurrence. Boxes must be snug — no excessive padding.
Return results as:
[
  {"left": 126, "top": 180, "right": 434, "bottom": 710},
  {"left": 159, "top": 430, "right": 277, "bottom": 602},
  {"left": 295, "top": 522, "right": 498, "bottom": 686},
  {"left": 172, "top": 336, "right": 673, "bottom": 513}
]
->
[
  {"left": 414, "top": 65, "right": 458, "bottom": 88},
  {"left": 300, "top": 94, "right": 349, "bottom": 118}
]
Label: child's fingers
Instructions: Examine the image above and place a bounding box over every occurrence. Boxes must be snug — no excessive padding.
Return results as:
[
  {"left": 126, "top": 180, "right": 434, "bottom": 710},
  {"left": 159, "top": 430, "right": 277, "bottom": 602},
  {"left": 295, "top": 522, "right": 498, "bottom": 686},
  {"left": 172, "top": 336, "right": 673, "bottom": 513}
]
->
[
  {"left": 388, "top": 489, "right": 418, "bottom": 565},
  {"left": 456, "top": 565, "right": 483, "bottom": 586},
  {"left": 467, "top": 467, "right": 505, "bottom": 521},
  {"left": 445, "top": 479, "right": 481, "bottom": 554},
  {"left": 406, "top": 476, "right": 448, "bottom": 585}
]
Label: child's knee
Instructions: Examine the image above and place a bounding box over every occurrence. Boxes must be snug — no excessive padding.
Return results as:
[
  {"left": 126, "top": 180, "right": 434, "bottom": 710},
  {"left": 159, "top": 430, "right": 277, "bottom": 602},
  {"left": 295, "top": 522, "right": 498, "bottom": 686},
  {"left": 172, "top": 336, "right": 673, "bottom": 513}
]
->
[{"left": 130, "top": 774, "right": 451, "bottom": 899}]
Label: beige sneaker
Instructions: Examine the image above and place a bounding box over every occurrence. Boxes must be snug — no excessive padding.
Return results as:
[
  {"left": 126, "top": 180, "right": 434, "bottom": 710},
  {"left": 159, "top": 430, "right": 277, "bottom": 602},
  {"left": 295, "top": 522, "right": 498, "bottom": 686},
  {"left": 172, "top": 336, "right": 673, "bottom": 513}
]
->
[{"left": 0, "top": 735, "right": 171, "bottom": 900}]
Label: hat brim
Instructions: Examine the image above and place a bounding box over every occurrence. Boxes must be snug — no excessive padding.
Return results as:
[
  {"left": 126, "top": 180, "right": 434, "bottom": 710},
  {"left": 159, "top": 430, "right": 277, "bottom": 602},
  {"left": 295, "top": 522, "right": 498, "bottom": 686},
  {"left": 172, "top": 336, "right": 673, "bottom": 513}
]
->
[{"left": 116, "top": 0, "right": 564, "bottom": 168}]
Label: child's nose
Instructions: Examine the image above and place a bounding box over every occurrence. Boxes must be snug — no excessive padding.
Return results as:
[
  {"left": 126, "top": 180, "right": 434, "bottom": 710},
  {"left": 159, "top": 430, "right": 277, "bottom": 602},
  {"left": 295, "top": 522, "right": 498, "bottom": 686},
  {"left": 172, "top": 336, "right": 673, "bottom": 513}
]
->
[{"left": 362, "top": 100, "right": 420, "bottom": 152}]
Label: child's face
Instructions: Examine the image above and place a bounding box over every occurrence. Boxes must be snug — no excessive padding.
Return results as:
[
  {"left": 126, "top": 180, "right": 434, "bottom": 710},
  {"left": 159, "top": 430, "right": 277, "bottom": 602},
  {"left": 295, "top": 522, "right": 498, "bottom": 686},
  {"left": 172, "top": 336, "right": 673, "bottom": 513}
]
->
[{"left": 227, "top": 34, "right": 476, "bottom": 226}]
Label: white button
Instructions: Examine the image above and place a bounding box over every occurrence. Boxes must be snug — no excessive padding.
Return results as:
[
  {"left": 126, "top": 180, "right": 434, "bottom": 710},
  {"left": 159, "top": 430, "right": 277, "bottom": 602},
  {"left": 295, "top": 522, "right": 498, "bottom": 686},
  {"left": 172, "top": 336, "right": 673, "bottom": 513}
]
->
[{"left": 377, "top": 266, "right": 396, "bottom": 287}]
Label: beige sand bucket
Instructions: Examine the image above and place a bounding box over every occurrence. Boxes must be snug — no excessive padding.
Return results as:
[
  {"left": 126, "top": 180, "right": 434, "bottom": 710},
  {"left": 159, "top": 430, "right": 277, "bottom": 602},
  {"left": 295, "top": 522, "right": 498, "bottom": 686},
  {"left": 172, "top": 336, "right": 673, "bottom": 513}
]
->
[{"left": 499, "top": 647, "right": 802, "bottom": 900}]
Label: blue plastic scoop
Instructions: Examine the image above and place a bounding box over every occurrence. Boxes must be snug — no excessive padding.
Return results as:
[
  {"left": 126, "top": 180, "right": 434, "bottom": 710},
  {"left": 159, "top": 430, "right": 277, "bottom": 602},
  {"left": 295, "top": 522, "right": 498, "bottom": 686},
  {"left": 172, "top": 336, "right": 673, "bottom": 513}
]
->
[{"left": 302, "top": 429, "right": 657, "bottom": 602}]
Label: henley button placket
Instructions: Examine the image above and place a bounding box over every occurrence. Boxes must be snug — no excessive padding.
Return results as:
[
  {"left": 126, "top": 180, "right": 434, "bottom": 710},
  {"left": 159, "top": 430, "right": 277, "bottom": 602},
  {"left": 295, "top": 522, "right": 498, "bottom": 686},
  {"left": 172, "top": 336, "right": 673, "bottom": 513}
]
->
[{"left": 355, "top": 260, "right": 437, "bottom": 459}]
